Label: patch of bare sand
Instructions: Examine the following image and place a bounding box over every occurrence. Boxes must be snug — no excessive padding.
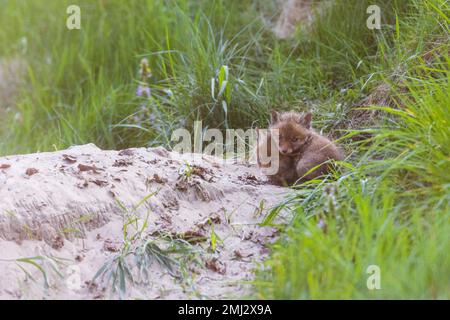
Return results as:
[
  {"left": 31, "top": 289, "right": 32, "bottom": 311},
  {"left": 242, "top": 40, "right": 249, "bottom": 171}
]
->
[
  {"left": 0, "top": 144, "right": 289, "bottom": 299},
  {"left": 0, "top": 57, "right": 26, "bottom": 125},
  {"left": 0, "top": 57, "right": 25, "bottom": 108},
  {"left": 273, "top": 0, "right": 315, "bottom": 39},
  {"left": 272, "top": 0, "right": 333, "bottom": 39}
]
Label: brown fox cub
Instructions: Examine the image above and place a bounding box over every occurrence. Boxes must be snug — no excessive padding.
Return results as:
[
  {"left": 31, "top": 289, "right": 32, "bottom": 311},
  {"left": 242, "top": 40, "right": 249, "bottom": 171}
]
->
[{"left": 257, "top": 111, "right": 343, "bottom": 186}]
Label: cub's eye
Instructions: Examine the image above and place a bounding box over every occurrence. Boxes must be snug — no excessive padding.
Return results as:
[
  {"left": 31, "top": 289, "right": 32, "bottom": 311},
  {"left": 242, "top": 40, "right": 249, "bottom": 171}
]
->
[{"left": 291, "top": 137, "right": 299, "bottom": 142}]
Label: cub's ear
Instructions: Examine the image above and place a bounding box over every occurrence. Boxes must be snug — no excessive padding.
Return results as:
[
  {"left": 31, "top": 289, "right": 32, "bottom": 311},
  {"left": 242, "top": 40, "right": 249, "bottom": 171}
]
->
[
  {"left": 270, "top": 110, "right": 279, "bottom": 124},
  {"left": 301, "top": 112, "right": 312, "bottom": 129}
]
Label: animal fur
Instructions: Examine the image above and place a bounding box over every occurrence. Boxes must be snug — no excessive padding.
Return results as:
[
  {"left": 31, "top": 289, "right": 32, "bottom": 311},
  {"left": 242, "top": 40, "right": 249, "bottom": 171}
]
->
[{"left": 257, "top": 110, "right": 343, "bottom": 185}]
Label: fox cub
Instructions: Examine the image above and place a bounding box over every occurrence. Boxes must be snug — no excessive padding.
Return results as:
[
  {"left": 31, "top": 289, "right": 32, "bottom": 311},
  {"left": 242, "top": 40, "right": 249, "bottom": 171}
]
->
[{"left": 257, "top": 111, "right": 343, "bottom": 186}]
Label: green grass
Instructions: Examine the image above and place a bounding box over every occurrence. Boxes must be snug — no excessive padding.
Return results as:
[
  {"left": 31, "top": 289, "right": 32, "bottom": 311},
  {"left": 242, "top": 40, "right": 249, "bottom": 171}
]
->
[
  {"left": 0, "top": 0, "right": 449, "bottom": 299},
  {"left": 254, "top": 0, "right": 450, "bottom": 299}
]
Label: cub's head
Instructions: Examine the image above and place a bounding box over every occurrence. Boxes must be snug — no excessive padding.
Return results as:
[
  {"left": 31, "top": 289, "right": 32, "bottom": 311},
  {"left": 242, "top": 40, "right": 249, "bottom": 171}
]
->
[{"left": 269, "top": 110, "right": 312, "bottom": 156}]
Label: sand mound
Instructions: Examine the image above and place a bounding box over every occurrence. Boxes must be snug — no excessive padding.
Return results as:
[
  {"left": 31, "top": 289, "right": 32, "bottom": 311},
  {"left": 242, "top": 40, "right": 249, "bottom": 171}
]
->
[{"left": 0, "top": 144, "right": 288, "bottom": 299}]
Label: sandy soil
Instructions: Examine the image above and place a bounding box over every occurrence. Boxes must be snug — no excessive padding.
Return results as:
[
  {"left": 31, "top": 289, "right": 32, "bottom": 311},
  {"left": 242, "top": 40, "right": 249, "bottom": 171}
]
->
[
  {"left": 0, "top": 57, "right": 25, "bottom": 109},
  {"left": 273, "top": 0, "right": 315, "bottom": 39},
  {"left": 0, "top": 144, "right": 289, "bottom": 299}
]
